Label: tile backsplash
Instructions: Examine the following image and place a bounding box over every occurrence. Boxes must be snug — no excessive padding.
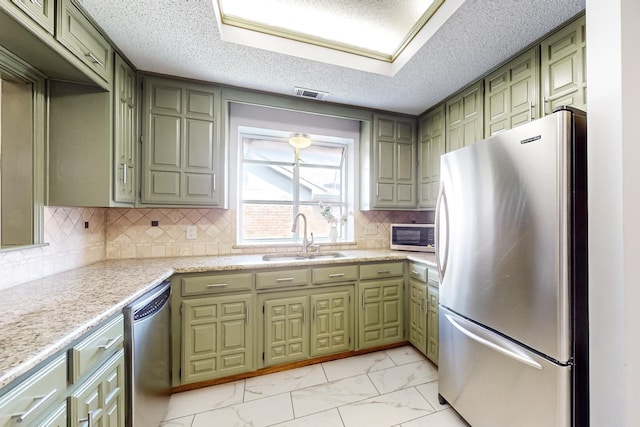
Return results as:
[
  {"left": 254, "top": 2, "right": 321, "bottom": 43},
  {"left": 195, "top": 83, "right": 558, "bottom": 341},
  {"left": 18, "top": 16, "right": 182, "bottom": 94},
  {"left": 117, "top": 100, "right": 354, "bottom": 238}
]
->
[
  {"left": 0, "top": 207, "right": 106, "bottom": 290},
  {"left": 1, "top": 206, "right": 434, "bottom": 289}
]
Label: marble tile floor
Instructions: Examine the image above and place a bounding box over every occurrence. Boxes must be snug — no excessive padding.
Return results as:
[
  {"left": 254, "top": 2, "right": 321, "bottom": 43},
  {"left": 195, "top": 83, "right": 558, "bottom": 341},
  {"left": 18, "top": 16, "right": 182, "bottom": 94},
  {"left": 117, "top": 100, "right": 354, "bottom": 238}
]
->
[{"left": 160, "top": 346, "right": 470, "bottom": 427}]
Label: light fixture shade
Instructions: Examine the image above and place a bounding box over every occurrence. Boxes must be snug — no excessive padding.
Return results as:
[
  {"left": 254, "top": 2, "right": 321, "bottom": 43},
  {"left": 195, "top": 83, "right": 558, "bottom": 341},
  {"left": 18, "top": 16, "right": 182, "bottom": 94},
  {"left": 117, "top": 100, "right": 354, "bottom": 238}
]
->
[{"left": 289, "top": 133, "right": 311, "bottom": 149}]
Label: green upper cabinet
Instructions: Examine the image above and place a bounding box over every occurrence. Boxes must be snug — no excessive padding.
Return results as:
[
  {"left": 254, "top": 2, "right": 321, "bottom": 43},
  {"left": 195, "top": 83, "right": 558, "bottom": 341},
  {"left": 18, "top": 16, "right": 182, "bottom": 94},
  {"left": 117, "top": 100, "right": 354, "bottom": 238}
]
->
[
  {"left": 141, "top": 75, "right": 224, "bottom": 206},
  {"left": 445, "top": 80, "right": 484, "bottom": 152},
  {"left": 56, "top": 0, "right": 113, "bottom": 84},
  {"left": 5, "top": 0, "right": 55, "bottom": 34},
  {"left": 361, "top": 113, "right": 417, "bottom": 210},
  {"left": 48, "top": 54, "right": 137, "bottom": 207},
  {"left": 541, "top": 14, "right": 587, "bottom": 114},
  {"left": 484, "top": 47, "right": 540, "bottom": 137},
  {"left": 418, "top": 104, "right": 445, "bottom": 209},
  {"left": 113, "top": 54, "right": 137, "bottom": 204}
]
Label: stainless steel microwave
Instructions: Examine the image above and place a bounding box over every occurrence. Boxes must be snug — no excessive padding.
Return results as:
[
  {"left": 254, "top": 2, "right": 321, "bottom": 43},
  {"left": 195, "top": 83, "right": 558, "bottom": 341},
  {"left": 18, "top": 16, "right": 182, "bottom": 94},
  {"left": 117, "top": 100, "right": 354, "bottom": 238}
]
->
[{"left": 390, "top": 224, "right": 435, "bottom": 252}]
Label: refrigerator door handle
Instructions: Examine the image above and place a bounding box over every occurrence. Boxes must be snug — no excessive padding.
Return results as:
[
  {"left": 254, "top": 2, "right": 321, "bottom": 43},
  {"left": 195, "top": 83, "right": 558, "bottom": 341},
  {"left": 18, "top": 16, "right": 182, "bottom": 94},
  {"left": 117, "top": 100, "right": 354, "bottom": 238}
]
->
[
  {"left": 435, "top": 184, "right": 449, "bottom": 283},
  {"left": 445, "top": 313, "right": 542, "bottom": 370}
]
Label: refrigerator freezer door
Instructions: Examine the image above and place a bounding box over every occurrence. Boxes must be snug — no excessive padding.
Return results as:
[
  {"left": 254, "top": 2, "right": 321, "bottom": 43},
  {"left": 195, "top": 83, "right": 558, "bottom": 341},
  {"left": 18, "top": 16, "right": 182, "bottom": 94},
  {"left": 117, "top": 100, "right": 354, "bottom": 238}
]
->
[
  {"left": 439, "top": 307, "right": 571, "bottom": 427},
  {"left": 437, "top": 111, "right": 574, "bottom": 362}
]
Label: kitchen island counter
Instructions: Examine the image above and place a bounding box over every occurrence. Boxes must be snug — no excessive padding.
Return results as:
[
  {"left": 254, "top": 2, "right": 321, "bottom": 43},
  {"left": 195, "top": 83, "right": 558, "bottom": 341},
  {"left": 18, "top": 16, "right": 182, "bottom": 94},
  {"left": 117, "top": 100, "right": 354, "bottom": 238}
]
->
[{"left": 0, "top": 250, "right": 435, "bottom": 388}]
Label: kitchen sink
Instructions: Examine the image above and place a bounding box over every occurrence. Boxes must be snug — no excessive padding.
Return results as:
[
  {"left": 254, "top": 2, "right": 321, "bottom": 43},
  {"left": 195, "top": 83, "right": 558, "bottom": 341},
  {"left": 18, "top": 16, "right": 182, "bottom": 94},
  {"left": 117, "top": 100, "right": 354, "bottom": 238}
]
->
[{"left": 261, "top": 251, "right": 347, "bottom": 261}]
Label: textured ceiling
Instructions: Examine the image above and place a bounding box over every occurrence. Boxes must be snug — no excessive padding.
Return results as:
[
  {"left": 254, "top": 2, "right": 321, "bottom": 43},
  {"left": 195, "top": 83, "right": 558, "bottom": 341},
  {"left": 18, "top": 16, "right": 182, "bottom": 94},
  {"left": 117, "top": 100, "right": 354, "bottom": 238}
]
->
[{"left": 76, "top": 0, "right": 585, "bottom": 115}]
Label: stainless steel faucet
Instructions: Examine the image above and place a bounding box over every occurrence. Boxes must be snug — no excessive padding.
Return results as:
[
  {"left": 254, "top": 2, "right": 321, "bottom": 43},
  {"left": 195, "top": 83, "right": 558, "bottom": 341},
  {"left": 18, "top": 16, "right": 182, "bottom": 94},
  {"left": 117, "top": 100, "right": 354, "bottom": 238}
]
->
[{"left": 291, "top": 213, "right": 314, "bottom": 253}]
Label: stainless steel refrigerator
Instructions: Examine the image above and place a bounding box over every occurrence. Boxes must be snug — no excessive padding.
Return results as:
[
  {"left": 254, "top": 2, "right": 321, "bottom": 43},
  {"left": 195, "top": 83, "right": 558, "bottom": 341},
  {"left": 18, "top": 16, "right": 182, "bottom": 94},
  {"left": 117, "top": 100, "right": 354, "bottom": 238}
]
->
[{"left": 435, "top": 107, "right": 589, "bottom": 427}]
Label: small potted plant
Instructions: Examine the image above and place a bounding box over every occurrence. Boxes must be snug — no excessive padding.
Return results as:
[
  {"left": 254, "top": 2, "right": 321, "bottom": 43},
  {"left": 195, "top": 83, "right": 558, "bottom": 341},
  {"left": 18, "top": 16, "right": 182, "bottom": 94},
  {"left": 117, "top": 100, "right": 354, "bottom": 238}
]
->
[{"left": 319, "top": 202, "right": 350, "bottom": 242}]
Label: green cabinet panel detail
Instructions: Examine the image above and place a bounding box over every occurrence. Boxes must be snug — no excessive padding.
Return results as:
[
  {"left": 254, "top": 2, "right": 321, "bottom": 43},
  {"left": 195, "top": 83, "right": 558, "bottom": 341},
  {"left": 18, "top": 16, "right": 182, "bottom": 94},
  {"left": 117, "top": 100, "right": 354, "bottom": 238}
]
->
[
  {"left": 484, "top": 47, "right": 540, "bottom": 137},
  {"left": 362, "top": 114, "right": 417, "bottom": 209},
  {"left": 310, "top": 290, "right": 351, "bottom": 356},
  {"left": 56, "top": 0, "right": 113, "bottom": 83},
  {"left": 182, "top": 294, "right": 252, "bottom": 384},
  {"left": 358, "top": 280, "right": 404, "bottom": 349},
  {"left": 408, "top": 280, "right": 428, "bottom": 356},
  {"left": 113, "top": 54, "right": 137, "bottom": 204},
  {"left": 264, "top": 295, "right": 309, "bottom": 366},
  {"left": 445, "top": 80, "right": 484, "bottom": 152},
  {"left": 426, "top": 285, "right": 439, "bottom": 365},
  {"left": 142, "top": 75, "right": 223, "bottom": 206},
  {"left": 418, "top": 104, "right": 445, "bottom": 209},
  {"left": 541, "top": 15, "right": 587, "bottom": 114},
  {"left": 7, "top": 0, "right": 54, "bottom": 34},
  {"left": 68, "top": 349, "right": 126, "bottom": 427}
]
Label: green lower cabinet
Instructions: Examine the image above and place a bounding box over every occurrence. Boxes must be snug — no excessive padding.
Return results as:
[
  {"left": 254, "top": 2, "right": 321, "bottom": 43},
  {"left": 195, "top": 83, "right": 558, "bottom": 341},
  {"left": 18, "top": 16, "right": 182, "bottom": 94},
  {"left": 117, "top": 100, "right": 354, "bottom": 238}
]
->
[
  {"left": 310, "top": 290, "right": 351, "bottom": 357},
  {"left": 38, "top": 403, "right": 67, "bottom": 427},
  {"left": 181, "top": 294, "right": 253, "bottom": 384},
  {"left": 408, "top": 280, "right": 428, "bottom": 356},
  {"left": 264, "top": 295, "right": 310, "bottom": 366},
  {"left": 358, "top": 280, "right": 404, "bottom": 349},
  {"left": 426, "top": 285, "right": 439, "bottom": 365},
  {"left": 68, "top": 349, "right": 126, "bottom": 427}
]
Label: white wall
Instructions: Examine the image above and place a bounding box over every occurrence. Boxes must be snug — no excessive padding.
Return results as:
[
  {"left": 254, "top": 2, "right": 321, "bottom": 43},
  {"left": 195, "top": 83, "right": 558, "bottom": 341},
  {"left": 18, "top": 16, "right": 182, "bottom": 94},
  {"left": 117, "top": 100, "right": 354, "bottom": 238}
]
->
[{"left": 587, "top": 0, "right": 640, "bottom": 425}]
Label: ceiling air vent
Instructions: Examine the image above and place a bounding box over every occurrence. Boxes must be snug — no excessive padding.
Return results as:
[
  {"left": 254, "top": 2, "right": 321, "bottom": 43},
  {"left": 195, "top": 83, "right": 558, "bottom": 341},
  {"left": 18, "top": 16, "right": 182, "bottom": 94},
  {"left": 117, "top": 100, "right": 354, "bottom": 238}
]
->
[{"left": 293, "top": 87, "right": 328, "bottom": 100}]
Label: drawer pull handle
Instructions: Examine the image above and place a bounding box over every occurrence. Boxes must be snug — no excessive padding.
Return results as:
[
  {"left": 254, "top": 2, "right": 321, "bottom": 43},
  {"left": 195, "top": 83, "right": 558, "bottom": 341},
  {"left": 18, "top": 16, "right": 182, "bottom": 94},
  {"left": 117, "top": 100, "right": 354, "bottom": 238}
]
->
[
  {"left": 85, "top": 52, "right": 104, "bottom": 67},
  {"left": 12, "top": 389, "right": 57, "bottom": 423},
  {"left": 122, "top": 163, "right": 127, "bottom": 184},
  {"left": 275, "top": 277, "right": 294, "bottom": 282},
  {"left": 207, "top": 283, "right": 229, "bottom": 288},
  {"left": 377, "top": 269, "right": 391, "bottom": 274},
  {"left": 99, "top": 335, "right": 122, "bottom": 351},
  {"left": 328, "top": 273, "right": 345, "bottom": 278},
  {"left": 361, "top": 294, "right": 365, "bottom": 309},
  {"left": 302, "top": 307, "right": 306, "bottom": 323},
  {"left": 245, "top": 305, "right": 249, "bottom": 325},
  {"left": 29, "top": 0, "right": 43, "bottom": 7},
  {"left": 411, "top": 270, "right": 420, "bottom": 276},
  {"left": 79, "top": 410, "right": 97, "bottom": 427}
]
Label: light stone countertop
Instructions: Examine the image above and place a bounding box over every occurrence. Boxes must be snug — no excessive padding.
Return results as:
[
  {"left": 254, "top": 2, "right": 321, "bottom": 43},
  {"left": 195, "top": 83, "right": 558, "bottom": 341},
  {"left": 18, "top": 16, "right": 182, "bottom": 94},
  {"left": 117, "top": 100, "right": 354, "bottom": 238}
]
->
[{"left": 0, "top": 250, "right": 435, "bottom": 389}]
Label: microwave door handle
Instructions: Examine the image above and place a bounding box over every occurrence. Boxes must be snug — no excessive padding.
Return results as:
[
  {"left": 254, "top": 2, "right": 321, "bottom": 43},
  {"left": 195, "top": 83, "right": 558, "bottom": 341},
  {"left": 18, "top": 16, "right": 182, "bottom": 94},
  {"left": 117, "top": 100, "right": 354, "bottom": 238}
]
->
[{"left": 435, "top": 183, "right": 449, "bottom": 283}]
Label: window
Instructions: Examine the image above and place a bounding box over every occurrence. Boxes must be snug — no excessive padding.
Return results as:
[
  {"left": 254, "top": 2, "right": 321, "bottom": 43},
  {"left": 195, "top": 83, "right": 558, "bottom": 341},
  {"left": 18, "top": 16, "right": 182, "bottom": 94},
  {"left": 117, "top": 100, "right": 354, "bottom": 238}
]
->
[{"left": 238, "top": 130, "right": 353, "bottom": 244}]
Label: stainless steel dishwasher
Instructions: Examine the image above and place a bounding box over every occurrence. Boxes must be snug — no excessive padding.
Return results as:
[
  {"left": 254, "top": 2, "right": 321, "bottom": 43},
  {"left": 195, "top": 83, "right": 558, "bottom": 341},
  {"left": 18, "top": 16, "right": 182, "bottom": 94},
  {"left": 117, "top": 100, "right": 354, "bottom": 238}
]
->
[{"left": 123, "top": 281, "right": 172, "bottom": 427}]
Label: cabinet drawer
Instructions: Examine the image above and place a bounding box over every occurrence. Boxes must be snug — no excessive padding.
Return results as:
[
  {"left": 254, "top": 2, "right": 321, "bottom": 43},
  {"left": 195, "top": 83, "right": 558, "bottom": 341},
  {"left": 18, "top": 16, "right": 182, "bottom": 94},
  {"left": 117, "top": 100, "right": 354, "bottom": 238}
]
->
[
  {"left": 56, "top": 0, "right": 113, "bottom": 82},
  {"left": 182, "top": 272, "right": 252, "bottom": 296},
  {"left": 256, "top": 269, "right": 309, "bottom": 289},
  {"left": 312, "top": 264, "right": 358, "bottom": 284},
  {"left": 359, "top": 261, "right": 404, "bottom": 280},
  {"left": 408, "top": 262, "right": 428, "bottom": 282},
  {"left": 9, "top": 0, "right": 55, "bottom": 34},
  {"left": 0, "top": 354, "right": 66, "bottom": 426},
  {"left": 38, "top": 402, "right": 67, "bottom": 427},
  {"left": 68, "top": 315, "right": 124, "bottom": 383}
]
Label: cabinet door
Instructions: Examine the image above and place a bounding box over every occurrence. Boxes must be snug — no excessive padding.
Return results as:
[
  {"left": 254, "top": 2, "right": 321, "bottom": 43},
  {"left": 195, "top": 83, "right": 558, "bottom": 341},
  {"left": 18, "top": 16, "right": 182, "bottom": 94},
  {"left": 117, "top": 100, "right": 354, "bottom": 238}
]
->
[
  {"left": 182, "top": 294, "right": 252, "bottom": 384},
  {"left": 56, "top": 0, "right": 113, "bottom": 83},
  {"left": 113, "top": 54, "right": 137, "bottom": 204},
  {"left": 310, "top": 290, "right": 352, "bottom": 357},
  {"left": 445, "top": 81, "right": 484, "bottom": 152},
  {"left": 69, "top": 350, "right": 125, "bottom": 427},
  {"left": 263, "top": 296, "right": 309, "bottom": 366},
  {"left": 372, "top": 114, "right": 417, "bottom": 209},
  {"left": 484, "top": 47, "right": 540, "bottom": 137},
  {"left": 418, "top": 104, "right": 445, "bottom": 209},
  {"left": 427, "top": 285, "right": 439, "bottom": 365},
  {"left": 9, "top": 0, "right": 55, "bottom": 34},
  {"left": 541, "top": 15, "right": 587, "bottom": 114},
  {"left": 358, "top": 280, "right": 404, "bottom": 349},
  {"left": 142, "top": 76, "right": 223, "bottom": 206},
  {"left": 408, "top": 280, "right": 427, "bottom": 355}
]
